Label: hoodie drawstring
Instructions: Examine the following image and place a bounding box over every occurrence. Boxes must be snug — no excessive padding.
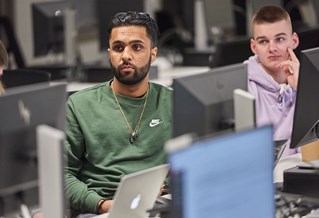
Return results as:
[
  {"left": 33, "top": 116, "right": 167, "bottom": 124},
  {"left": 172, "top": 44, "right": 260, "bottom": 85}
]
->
[{"left": 278, "top": 84, "right": 294, "bottom": 111}]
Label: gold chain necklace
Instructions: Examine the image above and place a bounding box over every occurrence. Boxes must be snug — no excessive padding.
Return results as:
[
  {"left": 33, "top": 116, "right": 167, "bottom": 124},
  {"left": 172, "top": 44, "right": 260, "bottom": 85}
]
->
[{"left": 111, "top": 85, "right": 149, "bottom": 144}]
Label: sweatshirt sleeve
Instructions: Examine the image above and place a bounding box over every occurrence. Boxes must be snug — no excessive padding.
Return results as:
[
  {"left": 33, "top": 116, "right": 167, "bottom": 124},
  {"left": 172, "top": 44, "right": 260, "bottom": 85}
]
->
[{"left": 64, "top": 99, "right": 102, "bottom": 213}]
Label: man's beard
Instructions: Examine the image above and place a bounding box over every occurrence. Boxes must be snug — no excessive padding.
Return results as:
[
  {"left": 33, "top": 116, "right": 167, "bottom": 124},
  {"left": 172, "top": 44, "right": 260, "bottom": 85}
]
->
[{"left": 110, "top": 57, "right": 151, "bottom": 85}]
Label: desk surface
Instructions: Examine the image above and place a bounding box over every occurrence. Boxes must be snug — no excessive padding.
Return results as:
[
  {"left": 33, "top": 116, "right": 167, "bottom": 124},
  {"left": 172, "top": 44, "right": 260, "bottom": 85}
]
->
[{"left": 274, "top": 153, "right": 302, "bottom": 183}]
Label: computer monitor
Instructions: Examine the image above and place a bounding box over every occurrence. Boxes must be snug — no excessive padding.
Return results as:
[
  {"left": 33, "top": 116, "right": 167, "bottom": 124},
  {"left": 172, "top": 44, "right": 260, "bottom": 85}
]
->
[
  {"left": 290, "top": 47, "right": 319, "bottom": 148},
  {"left": 0, "top": 83, "right": 66, "bottom": 216},
  {"left": 172, "top": 63, "right": 248, "bottom": 138},
  {"left": 96, "top": 0, "right": 145, "bottom": 51},
  {"left": 32, "top": 1, "right": 73, "bottom": 57},
  {"left": 167, "top": 125, "right": 275, "bottom": 218}
]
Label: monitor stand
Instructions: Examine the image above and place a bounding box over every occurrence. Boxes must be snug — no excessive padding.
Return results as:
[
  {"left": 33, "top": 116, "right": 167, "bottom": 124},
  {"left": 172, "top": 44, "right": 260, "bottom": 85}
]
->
[
  {"left": 297, "top": 120, "right": 319, "bottom": 148},
  {"left": 194, "top": 0, "right": 208, "bottom": 50}
]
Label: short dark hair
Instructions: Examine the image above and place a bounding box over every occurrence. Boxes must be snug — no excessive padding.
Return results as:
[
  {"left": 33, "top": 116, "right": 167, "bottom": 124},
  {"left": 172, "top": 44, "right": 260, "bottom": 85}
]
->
[
  {"left": 0, "top": 40, "right": 8, "bottom": 67},
  {"left": 252, "top": 5, "right": 291, "bottom": 25},
  {"left": 107, "top": 11, "right": 160, "bottom": 48}
]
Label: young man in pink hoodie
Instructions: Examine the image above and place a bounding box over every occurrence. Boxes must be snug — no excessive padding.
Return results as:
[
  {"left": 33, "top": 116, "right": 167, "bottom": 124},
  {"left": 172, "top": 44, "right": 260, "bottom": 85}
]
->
[{"left": 246, "top": 5, "right": 300, "bottom": 157}]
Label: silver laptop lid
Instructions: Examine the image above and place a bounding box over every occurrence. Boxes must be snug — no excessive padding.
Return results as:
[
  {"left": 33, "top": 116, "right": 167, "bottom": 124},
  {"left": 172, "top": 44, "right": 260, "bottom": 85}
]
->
[{"left": 108, "top": 164, "right": 169, "bottom": 218}]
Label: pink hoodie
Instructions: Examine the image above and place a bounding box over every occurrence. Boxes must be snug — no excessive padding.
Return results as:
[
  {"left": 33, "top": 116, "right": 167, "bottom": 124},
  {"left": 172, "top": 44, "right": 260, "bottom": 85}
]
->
[{"left": 245, "top": 55, "right": 299, "bottom": 158}]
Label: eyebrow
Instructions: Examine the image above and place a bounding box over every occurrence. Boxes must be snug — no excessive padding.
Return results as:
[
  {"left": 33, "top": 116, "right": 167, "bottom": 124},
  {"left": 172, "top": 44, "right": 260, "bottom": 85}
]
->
[
  {"left": 111, "top": 39, "right": 145, "bottom": 46},
  {"left": 255, "top": 33, "right": 288, "bottom": 41}
]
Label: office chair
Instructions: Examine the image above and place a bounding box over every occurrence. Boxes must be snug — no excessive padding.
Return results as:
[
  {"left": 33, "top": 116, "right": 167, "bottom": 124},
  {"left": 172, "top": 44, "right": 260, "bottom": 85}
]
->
[
  {"left": 25, "top": 65, "right": 71, "bottom": 81},
  {"left": 80, "top": 65, "right": 114, "bottom": 82},
  {"left": 210, "top": 36, "right": 253, "bottom": 68},
  {"left": 1, "top": 69, "right": 51, "bottom": 88}
]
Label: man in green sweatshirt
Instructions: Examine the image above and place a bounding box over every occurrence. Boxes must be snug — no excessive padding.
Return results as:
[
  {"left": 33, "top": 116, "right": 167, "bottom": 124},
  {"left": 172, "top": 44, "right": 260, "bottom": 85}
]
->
[{"left": 64, "top": 11, "right": 172, "bottom": 217}]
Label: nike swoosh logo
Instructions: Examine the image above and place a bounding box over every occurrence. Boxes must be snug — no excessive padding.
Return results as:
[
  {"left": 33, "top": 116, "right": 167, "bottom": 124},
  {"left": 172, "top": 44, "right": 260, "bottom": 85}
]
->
[{"left": 149, "top": 119, "right": 163, "bottom": 127}]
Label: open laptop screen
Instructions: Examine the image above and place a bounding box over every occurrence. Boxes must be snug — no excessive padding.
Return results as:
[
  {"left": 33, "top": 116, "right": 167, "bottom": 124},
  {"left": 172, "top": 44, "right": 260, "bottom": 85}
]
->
[{"left": 168, "top": 125, "right": 275, "bottom": 218}]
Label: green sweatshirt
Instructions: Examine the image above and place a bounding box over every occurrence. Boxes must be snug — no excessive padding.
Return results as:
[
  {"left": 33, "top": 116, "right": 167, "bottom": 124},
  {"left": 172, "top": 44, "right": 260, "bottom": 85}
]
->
[{"left": 64, "top": 81, "right": 172, "bottom": 215}]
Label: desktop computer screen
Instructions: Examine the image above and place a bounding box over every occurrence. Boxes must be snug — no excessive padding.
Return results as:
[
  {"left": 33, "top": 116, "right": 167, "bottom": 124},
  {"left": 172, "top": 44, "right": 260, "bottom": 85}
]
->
[
  {"left": 172, "top": 63, "right": 247, "bottom": 138},
  {"left": 168, "top": 125, "right": 275, "bottom": 218},
  {"left": 0, "top": 83, "right": 66, "bottom": 216},
  {"left": 32, "top": 1, "right": 74, "bottom": 57},
  {"left": 290, "top": 47, "right": 319, "bottom": 148}
]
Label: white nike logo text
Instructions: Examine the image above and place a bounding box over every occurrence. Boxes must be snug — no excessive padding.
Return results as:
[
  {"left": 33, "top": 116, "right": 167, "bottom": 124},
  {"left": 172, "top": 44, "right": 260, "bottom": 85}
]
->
[{"left": 149, "top": 119, "right": 163, "bottom": 127}]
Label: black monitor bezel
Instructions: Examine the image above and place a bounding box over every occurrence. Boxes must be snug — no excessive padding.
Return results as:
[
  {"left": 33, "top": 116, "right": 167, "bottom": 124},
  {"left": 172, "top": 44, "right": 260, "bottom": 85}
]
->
[{"left": 290, "top": 47, "right": 319, "bottom": 148}]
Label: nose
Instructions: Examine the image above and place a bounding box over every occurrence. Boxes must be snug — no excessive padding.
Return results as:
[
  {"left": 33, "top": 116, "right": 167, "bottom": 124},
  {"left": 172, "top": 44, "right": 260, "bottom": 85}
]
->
[
  {"left": 268, "top": 40, "right": 277, "bottom": 52},
  {"left": 121, "top": 47, "right": 132, "bottom": 61}
]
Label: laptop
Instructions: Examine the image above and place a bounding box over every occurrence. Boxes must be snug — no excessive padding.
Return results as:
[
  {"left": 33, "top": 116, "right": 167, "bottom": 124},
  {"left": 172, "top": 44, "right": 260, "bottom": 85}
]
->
[
  {"left": 93, "top": 164, "right": 169, "bottom": 218},
  {"left": 167, "top": 126, "right": 275, "bottom": 218}
]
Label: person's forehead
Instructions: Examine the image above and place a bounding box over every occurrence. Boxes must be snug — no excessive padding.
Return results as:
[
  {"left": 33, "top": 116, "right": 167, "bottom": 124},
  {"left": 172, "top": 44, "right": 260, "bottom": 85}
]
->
[
  {"left": 253, "top": 19, "right": 292, "bottom": 37},
  {"left": 110, "top": 26, "right": 149, "bottom": 42}
]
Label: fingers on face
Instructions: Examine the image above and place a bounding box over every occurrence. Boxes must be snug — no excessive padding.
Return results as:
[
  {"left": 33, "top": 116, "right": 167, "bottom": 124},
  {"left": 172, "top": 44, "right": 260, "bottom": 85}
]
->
[
  {"left": 287, "top": 47, "right": 299, "bottom": 63},
  {"left": 276, "top": 60, "right": 292, "bottom": 73}
]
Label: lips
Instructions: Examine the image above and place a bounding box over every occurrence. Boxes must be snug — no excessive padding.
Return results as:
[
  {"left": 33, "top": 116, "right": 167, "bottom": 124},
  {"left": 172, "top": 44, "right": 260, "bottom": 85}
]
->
[
  {"left": 268, "top": 55, "right": 281, "bottom": 61},
  {"left": 120, "top": 65, "right": 135, "bottom": 73}
]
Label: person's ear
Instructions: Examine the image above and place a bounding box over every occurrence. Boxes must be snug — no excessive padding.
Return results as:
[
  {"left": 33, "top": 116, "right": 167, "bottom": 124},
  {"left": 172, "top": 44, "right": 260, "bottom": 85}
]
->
[
  {"left": 250, "top": 38, "right": 257, "bottom": 54},
  {"left": 151, "top": 47, "right": 158, "bottom": 63},
  {"left": 292, "top": 32, "right": 299, "bottom": 49}
]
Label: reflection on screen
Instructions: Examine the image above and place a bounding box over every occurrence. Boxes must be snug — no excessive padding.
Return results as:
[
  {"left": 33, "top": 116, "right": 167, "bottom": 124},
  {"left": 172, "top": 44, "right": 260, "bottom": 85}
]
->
[{"left": 169, "top": 126, "right": 275, "bottom": 218}]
